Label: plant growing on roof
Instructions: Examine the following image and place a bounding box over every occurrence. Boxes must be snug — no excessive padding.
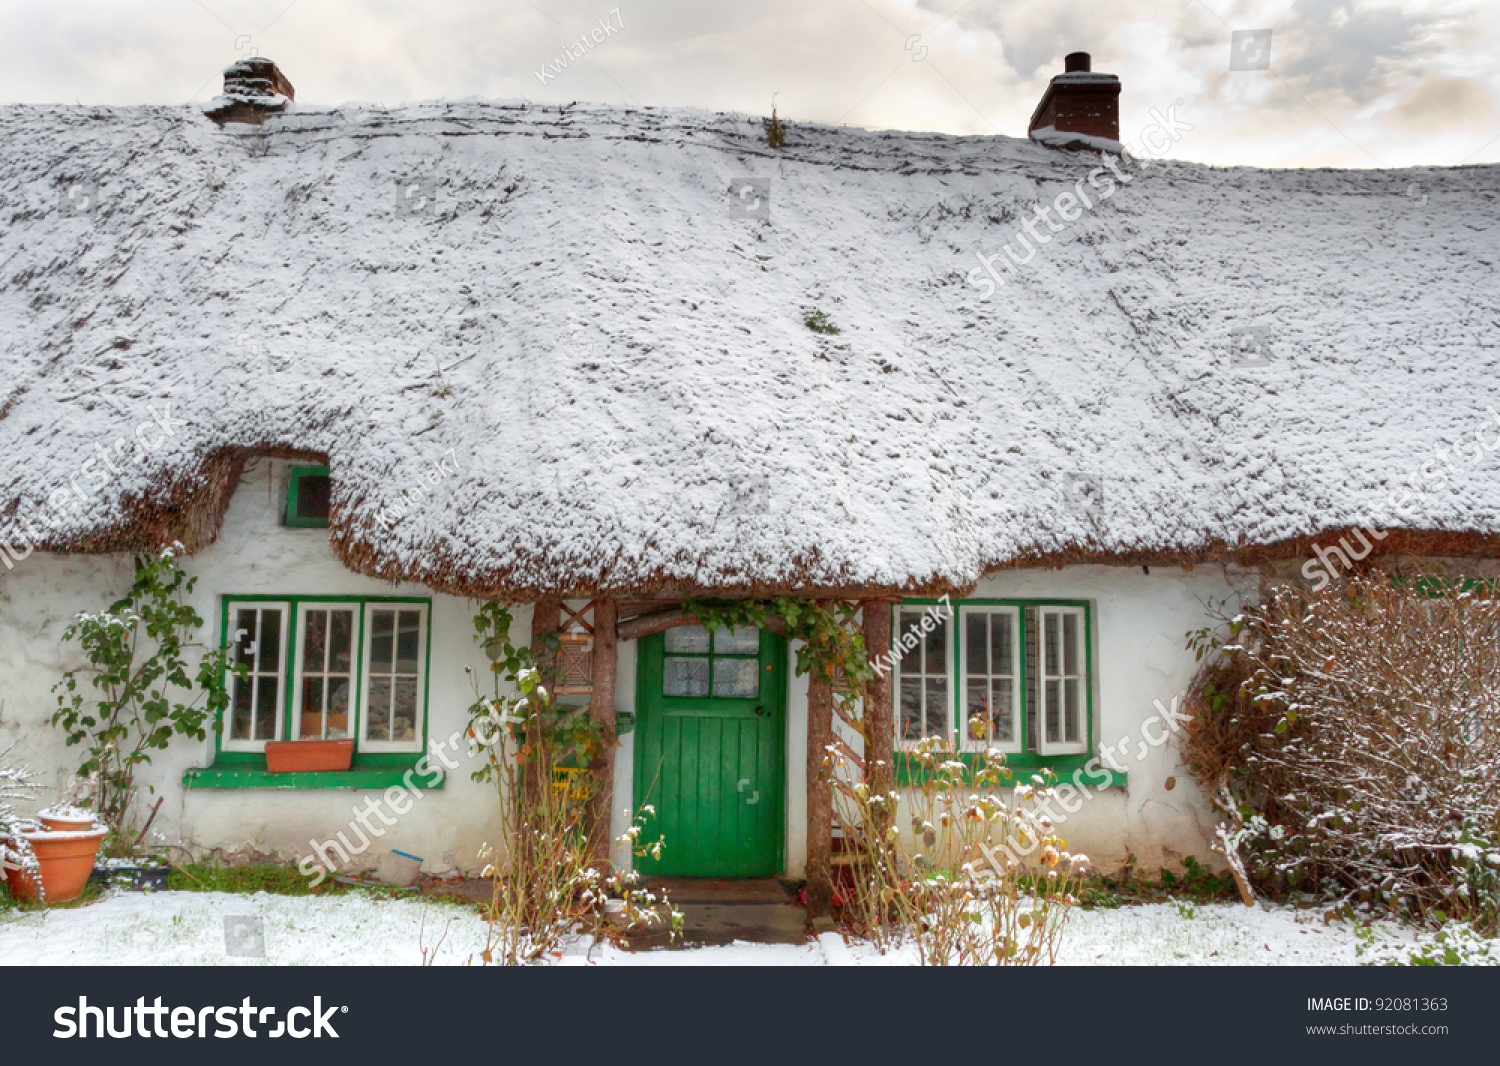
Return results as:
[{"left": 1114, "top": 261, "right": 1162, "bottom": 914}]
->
[
  {"left": 764, "top": 94, "right": 786, "bottom": 149},
  {"left": 802, "top": 307, "right": 840, "bottom": 335},
  {"left": 50, "top": 543, "right": 236, "bottom": 845}
]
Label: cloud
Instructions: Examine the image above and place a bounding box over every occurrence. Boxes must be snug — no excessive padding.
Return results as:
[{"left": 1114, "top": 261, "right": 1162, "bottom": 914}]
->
[{"left": 1384, "top": 74, "right": 1498, "bottom": 129}]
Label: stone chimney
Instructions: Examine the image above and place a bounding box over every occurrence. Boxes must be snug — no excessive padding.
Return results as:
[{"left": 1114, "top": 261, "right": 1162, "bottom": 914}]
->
[
  {"left": 203, "top": 57, "right": 295, "bottom": 125},
  {"left": 1028, "top": 52, "right": 1121, "bottom": 149}
]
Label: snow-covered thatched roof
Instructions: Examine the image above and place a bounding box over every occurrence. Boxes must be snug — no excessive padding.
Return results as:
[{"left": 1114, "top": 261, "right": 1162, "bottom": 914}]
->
[{"left": 1, "top": 98, "right": 1497, "bottom": 599}]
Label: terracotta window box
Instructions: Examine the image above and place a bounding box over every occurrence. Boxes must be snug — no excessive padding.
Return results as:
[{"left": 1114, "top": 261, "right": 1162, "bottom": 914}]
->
[{"left": 264, "top": 739, "right": 354, "bottom": 773}]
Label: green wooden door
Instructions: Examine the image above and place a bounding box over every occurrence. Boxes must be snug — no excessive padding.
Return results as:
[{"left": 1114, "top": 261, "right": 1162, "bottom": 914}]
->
[{"left": 633, "top": 625, "right": 785, "bottom": 877}]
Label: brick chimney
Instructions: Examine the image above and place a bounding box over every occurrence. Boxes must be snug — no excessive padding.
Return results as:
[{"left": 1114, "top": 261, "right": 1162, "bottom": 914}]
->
[
  {"left": 203, "top": 57, "right": 295, "bottom": 125},
  {"left": 1028, "top": 52, "right": 1121, "bottom": 149}
]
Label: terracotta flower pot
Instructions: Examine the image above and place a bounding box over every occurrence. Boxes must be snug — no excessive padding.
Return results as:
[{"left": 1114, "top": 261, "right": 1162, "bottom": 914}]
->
[
  {"left": 38, "top": 807, "right": 98, "bottom": 833},
  {"left": 264, "top": 738, "right": 354, "bottom": 773},
  {"left": 6, "top": 826, "right": 107, "bottom": 904}
]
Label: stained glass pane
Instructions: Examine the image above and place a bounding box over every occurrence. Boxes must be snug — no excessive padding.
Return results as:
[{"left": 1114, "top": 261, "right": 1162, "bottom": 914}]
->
[
  {"left": 664, "top": 657, "right": 709, "bottom": 697},
  {"left": 664, "top": 625, "right": 710, "bottom": 654},
  {"left": 713, "top": 626, "right": 760, "bottom": 655},
  {"left": 713, "top": 658, "right": 759, "bottom": 698}
]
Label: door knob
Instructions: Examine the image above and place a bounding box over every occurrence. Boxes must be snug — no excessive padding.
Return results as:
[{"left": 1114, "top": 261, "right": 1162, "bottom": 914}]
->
[{"left": 754, "top": 705, "right": 764, "bottom": 716}]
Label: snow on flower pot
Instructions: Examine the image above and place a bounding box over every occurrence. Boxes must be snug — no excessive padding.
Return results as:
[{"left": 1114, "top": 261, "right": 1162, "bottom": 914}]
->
[
  {"left": 264, "top": 738, "right": 354, "bottom": 773},
  {"left": 37, "top": 804, "right": 98, "bottom": 833},
  {"left": 6, "top": 824, "right": 108, "bottom": 904}
]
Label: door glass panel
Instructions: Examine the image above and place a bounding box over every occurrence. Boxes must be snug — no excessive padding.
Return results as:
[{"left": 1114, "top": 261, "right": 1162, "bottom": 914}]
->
[
  {"left": 664, "top": 657, "right": 710, "bottom": 697},
  {"left": 712, "top": 658, "right": 759, "bottom": 698},
  {"left": 665, "top": 625, "right": 710, "bottom": 654},
  {"left": 712, "top": 626, "right": 760, "bottom": 655}
]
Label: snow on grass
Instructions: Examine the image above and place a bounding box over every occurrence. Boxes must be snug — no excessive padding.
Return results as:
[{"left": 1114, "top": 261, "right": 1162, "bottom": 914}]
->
[{"left": 0, "top": 889, "right": 1421, "bottom": 966}]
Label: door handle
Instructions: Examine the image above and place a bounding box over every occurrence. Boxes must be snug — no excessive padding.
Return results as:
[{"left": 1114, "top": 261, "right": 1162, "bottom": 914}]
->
[{"left": 754, "top": 705, "right": 764, "bottom": 717}]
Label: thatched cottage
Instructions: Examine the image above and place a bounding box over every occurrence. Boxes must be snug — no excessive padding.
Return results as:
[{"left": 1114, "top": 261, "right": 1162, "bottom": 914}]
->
[{"left": 2, "top": 56, "right": 1497, "bottom": 902}]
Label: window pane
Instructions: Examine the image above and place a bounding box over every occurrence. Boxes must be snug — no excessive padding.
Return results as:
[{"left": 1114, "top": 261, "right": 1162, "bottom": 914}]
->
[
  {"left": 924, "top": 614, "right": 948, "bottom": 676},
  {"left": 370, "top": 610, "right": 394, "bottom": 672},
  {"left": 712, "top": 626, "right": 760, "bottom": 655},
  {"left": 231, "top": 674, "right": 252, "bottom": 740},
  {"left": 302, "top": 675, "right": 324, "bottom": 716},
  {"left": 898, "top": 612, "right": 924, "bottom": 674},
  {"left": 1065, "top": 679, "right": 1082, "bottom": 743},
  {"left": 712, "top": 658, "right": 760, "bottom": 698},
  {"left": 965, "top": 614, "right": 987, "bottom": 676},
  {"left": 1063, "top": 614, "right": 1079, "bottom": 675},
  {"left": 393, "top": 677, "right": 418, "bottom": 741},
  {"left": 664, "top": 657, "right": 709, "bottom": 697},
  {"left": 304, "top": 610, "right": 327, "bottom": 671},
  {"left": 992, "top": 679, "right": 1014, "bottom": 742},
  {"left": 396, "top": 611, "right": 421, "bottom": 673},
  {"left": 234, "top": 609, "right": 257, "bottom": 667},
  {"left": 329, "top": 610, "right": 353, "bottom": 672},
  {"left": 255, "top": 675, "right": 278, "bottom": 741},
  {"left": 1045, "top": 679, "right": 1061, "bottom": 742},
  {"left": 991, "top": 613, "right": 1013, "bottom": 676},
  {"left": 367, "top": 677, "right": 391, "bottom": 740},
  {"left": 258, "top": 610, "right": 281, "bottom": 674},
  {"left": 966, "top": 678, "right": 989, "bottom": 741},
  {"left": 664, "top": 625, "right": 710, "bottom": 654},
  {"left": 925, "top": 677, "right": 947, "bottom": 739},
  {"left": 899, "top": 678, "right": 923, "bottom": 741},
  {"left": 1044, "top": 613, "right": 1059, "bottom": 675},
  {"left": 327, "top": 678, "right": 351, "bottom": 738}
]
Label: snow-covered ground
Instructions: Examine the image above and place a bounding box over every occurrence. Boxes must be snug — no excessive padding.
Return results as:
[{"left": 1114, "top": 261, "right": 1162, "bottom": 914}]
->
[{"left": 0, "top": 889, "right": 1420, "bottom": 966}]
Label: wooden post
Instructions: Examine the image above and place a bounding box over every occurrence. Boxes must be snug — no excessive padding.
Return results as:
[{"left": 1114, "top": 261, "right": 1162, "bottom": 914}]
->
[
  {"left": 805, "top": 675, "right": 835, "bottom": 917},
  {"left": 862, "top": 600, "right": 895, "bottom": 837},
  {"left": 530, "top": 600, "right": 562, "bottom": 681},
  {"left": 588, "top": 598, "right": 618, "bottom": 863}
]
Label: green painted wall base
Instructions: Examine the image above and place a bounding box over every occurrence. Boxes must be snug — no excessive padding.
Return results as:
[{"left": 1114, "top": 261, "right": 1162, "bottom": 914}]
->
[
  {"left": 183, "top": 764, "right": 444, "bottom": 790},
  {"left": 895, "top": 752, "right": 1127, "bottom": 789}
]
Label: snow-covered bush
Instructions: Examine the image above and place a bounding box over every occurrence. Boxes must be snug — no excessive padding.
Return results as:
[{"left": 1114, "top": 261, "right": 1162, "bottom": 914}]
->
[
  {"left": 1184, "top": 573, "right": 1500, "bottom": 927},
  {"left": 1358, "top": 922, "right": 1499, "bottom": 966},
  {"left": 836, "top": 732, "right": 1088, "bottom": 965},
  {"left": 0, "top": 746, "right": 42, "bottom": 892}
]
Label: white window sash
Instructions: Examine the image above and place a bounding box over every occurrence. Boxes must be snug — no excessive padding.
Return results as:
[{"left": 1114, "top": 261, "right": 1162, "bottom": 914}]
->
[
  {"left": 1036, "top": 606, "right": 1088, "bottom": 756},
  {"left": 290, "top": 603, "right": 360, "bottom": 741},
  {"left": 222, "top": 601, "right": 290, "bottom": 753},
  {"left": 358, "top": 602, "right": 428, "bottom": 754},
  {"left": 957, "top": 606, "right": 1022, "bottom": 753}
]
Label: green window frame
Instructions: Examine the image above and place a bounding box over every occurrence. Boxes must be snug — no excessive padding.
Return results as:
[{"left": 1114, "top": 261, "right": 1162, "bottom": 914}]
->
[
  {"left": 891, "top": 598, "right": 1119, "bottom": 786},
  {"left": 186, "top": 594, "right": 440, "bottom": 791},
  {"left": 284, "top": 465, "right": 332, "bottom": 528}
]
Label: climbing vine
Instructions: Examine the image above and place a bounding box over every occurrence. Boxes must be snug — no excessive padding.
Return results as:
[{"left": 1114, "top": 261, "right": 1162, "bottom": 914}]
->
[{"left": 682, "top": 597, "right": 872, "bottom": 710}]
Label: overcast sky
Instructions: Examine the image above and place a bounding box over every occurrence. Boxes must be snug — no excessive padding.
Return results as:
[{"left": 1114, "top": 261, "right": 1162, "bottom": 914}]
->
[{"left": 2, "top": 0, "right": 1495, "bottom": 169}]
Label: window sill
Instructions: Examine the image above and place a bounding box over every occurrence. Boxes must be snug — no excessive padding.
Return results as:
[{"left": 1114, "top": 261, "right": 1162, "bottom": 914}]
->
[
  {"left": 894, "top": 752, "right": 1126, "bottom": 789},
  {"left": 183, "top": 763, "right": 445, "bottom": 791}
]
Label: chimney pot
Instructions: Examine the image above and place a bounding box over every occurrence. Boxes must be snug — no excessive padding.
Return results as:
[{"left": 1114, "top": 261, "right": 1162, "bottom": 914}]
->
[
  {"left": 204, "top": 57, "right": 295, "bottom": 125},
  {"left": 1065, "top": 52, "right": 1091, "bottom": 73}
]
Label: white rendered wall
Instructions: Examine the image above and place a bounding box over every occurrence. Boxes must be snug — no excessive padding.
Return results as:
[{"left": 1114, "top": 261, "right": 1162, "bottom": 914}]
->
[{"left": 1, "top": 457, "right": 1249, "bottom": 879}]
